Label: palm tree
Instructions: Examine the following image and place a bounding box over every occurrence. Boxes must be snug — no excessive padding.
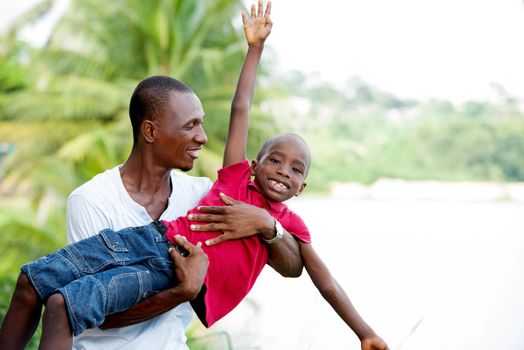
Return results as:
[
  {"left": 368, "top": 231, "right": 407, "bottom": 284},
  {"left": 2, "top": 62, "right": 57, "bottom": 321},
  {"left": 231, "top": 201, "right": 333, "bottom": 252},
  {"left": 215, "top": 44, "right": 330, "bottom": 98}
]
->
[{"left": 1, "top": 0, "right": 277, "bottom": 210}]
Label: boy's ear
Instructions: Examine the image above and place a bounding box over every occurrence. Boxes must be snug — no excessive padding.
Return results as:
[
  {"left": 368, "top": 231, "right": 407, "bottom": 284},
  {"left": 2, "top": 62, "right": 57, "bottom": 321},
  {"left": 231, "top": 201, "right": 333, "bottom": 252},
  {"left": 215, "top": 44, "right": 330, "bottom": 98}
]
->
[
  {"left": 250, "top": 159, "right": 259, "bottom": 176},
  {"left": 295, "top": 182, "right": 307, "bottom": 197},
  {"left": 142, "top": 120, "right": 157, "bottom": 143}
]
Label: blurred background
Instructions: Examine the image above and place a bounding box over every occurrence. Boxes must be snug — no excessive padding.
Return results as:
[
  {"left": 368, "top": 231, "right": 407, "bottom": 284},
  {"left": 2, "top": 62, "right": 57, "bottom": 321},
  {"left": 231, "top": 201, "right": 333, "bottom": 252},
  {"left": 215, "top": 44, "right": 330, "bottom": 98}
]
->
[{"left": 0, "top": 0, "right": 523, "bottom": 349}]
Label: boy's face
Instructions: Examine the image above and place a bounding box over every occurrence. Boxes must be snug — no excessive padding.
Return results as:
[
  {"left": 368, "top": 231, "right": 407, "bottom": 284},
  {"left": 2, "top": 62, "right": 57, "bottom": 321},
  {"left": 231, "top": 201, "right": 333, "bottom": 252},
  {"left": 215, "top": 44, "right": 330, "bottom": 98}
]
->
[{"left": 250, "top": 135, "right": 309, "bottom": 202}]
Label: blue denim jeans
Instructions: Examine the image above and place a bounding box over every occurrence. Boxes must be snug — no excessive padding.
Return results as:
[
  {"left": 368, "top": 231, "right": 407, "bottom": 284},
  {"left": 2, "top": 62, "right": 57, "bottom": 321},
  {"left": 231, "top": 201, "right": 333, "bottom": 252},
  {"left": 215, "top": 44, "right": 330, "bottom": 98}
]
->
[{"left": 21, "top": 222, "right": 175, "bottom": 336}]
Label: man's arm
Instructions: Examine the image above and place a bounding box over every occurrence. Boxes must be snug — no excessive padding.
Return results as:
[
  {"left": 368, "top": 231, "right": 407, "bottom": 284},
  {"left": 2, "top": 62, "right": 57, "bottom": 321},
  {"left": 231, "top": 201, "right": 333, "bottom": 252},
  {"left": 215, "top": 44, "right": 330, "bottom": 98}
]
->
[
  {"left": 300, "top": 242, "right": 389, "bottom": 350},
  {"left": 223, "top": 0, "right": 272, "bottom": 167},
  {"left": 102, "top": 236, "right": 208, "bottom": 329},
  {"left": 67, "top": 195, "right": 209, "bottom": 328}
]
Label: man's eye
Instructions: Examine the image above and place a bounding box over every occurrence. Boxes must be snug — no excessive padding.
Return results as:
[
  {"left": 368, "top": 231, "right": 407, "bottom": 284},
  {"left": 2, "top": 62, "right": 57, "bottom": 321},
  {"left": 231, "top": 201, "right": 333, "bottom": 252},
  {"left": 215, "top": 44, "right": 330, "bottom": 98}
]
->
[{"left": 184, "top": 125, "right": 194, "bottom": 131}]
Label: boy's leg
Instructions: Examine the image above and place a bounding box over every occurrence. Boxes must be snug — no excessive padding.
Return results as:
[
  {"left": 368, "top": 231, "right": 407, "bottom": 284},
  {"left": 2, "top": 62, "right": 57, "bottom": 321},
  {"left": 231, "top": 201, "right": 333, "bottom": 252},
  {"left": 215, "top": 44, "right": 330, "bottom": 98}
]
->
[
  {"left": 39, "top": 293, "right": 72, "bottom": 350},
  {"left": 0, "top": 223, "right": 170, "bottom": 346},
  {"left": 0, "top": 228, "right": 132, "bottom": 349},
  {"left": 58, "top": 263, "right": 174, "bottom": 336},
  {"left": 0, "top": 273, "right": 43, "bottom": 350}
]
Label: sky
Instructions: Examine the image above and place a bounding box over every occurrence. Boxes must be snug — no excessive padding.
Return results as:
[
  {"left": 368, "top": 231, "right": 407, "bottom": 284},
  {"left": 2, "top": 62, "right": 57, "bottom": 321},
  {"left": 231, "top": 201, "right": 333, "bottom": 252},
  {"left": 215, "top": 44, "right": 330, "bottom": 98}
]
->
[
  {"left": 1, "top": 0, "right": 524, "bottom": 102},
  {"left": 270, "top": 0, "right": 524, "bottom": 102}
]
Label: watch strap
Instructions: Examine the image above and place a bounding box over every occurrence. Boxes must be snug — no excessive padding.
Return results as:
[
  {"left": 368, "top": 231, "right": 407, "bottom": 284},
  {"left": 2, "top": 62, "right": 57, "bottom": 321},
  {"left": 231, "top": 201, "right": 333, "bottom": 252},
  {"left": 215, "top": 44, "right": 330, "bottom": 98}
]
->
[{"left": 263, "top": 219, "right": 283, "bottom": 244}]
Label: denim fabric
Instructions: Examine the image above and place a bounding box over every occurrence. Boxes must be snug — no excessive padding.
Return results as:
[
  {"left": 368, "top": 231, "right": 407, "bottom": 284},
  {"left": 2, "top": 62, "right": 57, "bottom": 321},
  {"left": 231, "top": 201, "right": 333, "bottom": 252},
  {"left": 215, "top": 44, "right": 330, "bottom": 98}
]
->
[{"left": 21, "top": 222, "right": 175, "bottom": 336}]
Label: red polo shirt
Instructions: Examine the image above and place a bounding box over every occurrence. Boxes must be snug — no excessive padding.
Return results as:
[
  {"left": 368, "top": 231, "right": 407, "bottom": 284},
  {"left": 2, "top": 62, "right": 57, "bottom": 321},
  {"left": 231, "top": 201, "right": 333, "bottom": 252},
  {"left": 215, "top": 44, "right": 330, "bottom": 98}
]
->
[{"left": 164, "top": 160, "right": 311, "bottom": 327}]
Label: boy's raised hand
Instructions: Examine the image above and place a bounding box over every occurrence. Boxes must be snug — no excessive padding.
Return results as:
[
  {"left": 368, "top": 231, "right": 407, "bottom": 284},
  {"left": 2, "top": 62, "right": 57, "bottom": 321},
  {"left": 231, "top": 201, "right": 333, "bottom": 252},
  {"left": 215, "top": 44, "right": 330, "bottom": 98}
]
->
[{"left": 243, "top": 0, "right": 272, "bottom": 47}]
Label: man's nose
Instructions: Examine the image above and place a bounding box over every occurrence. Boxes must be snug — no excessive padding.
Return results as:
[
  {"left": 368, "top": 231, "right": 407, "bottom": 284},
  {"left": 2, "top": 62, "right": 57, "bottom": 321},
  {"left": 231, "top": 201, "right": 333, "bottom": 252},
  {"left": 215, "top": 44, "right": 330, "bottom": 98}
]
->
[{"left": 195, "top": 126, "right": 208, "bottom": 145}]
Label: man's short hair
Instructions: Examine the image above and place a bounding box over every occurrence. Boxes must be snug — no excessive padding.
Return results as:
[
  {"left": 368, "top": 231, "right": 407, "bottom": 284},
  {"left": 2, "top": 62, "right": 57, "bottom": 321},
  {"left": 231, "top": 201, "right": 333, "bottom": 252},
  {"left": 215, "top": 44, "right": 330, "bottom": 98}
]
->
[{"left": 129, "top": 76, "right": 193, "bottom": 143}]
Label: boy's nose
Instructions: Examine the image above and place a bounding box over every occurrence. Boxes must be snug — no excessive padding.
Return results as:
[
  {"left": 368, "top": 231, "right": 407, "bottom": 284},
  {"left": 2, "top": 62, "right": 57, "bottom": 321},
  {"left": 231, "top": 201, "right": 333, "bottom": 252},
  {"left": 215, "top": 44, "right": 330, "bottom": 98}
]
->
[{"left": 277, "top": 165, "right": 290, "bottom": 178}]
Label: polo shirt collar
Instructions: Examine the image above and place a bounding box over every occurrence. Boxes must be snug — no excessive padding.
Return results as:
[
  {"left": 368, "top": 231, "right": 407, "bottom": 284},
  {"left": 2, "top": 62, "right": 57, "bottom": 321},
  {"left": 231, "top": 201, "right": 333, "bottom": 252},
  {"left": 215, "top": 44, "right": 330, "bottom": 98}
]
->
[{"left": 247, "top": 180, "right": 286, "bottom": 213}]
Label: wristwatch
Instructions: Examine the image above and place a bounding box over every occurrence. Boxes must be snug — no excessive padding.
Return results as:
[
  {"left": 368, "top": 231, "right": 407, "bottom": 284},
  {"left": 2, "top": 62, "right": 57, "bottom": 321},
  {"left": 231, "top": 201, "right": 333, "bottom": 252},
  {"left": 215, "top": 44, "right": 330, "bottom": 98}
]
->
[{"left": 263, "top": 219, "right": 283, "bottom": 244}]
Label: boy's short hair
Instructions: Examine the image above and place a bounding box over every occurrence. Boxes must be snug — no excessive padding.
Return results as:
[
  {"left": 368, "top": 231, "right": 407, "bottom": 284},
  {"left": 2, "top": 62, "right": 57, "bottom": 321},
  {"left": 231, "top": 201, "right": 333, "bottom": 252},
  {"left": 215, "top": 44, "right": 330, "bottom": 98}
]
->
[
  {"left": 129, "top": 76, "right": 193, "bottom": 143},
  {"left": 256, "top": 133, "right": 312, "bottom": 175}
]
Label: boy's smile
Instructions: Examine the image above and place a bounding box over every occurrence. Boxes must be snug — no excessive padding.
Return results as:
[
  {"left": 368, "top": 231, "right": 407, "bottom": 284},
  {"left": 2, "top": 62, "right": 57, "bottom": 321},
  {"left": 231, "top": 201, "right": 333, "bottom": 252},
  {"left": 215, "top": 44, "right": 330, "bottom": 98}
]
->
[{"left": 268, "top": 178, "right": 290, "bottom": 192}]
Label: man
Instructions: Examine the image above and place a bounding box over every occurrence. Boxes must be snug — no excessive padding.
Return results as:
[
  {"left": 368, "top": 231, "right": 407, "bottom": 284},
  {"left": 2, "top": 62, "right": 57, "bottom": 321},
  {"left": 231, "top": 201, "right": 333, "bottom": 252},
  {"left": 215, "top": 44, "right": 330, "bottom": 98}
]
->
[{"left": 66, "top": 76, "right": 303, "bottom": 349}]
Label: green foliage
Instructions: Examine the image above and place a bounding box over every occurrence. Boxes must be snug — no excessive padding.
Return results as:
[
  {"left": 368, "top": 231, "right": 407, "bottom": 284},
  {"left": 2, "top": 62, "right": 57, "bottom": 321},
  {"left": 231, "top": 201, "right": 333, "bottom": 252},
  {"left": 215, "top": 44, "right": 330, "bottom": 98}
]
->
[
  {"left": 0, "top": 60, "right": 26, "bottom": 93},
  {"left": 0, "top": 0, "right": 275, "bottom": 187},
  {"left": 0, "top": 0, "right": 277, "bottom": 205},
  {"left": 0, "top": 49, "right": 29, "bottom": 112},
  {"left": 274, "top": 72, "right": 524, "bottom": 191}
]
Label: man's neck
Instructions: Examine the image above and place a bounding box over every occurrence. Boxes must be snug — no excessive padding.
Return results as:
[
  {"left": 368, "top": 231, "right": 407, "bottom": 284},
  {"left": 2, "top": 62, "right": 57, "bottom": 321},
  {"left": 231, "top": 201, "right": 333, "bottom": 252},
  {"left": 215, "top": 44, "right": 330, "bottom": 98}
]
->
[{"left": 119, "top": 150, "right": 173, "bottom": 221}]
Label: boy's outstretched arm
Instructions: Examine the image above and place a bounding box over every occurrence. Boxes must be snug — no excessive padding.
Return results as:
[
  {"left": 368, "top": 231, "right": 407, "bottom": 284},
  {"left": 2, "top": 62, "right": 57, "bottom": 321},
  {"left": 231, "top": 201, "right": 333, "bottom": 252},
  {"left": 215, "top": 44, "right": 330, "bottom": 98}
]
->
[
  {"left": 223, "top": 0, "right": 272, "bottom": 167},
  {"left": 300, "top": 242, "right": 390, "bottom": 350}
]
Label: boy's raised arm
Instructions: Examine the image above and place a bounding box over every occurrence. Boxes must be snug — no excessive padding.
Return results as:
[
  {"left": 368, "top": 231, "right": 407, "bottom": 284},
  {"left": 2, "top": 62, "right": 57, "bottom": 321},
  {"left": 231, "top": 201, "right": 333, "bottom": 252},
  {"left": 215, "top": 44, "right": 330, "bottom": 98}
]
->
[
  {"left": 223, "top": 0, "right": 272, "bottom": 167},
  {"left": 191, "top": 1, "right": 303, "bottom": 277}
]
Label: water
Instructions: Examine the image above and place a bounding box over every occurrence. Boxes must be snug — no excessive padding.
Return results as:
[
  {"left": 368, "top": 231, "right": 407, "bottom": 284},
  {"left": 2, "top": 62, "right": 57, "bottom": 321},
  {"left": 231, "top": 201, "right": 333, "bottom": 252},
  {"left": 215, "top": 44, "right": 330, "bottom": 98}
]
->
[{"left": 212, "top": 197, "right": 524, "bottom": 349}]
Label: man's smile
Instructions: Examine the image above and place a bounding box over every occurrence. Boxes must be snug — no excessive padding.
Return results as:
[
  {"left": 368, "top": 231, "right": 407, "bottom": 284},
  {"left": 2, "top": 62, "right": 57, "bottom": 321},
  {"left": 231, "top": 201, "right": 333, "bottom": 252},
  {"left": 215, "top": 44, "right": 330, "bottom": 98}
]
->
[{"left": 187, "top": 148, "right": 202, "bottom": 159}]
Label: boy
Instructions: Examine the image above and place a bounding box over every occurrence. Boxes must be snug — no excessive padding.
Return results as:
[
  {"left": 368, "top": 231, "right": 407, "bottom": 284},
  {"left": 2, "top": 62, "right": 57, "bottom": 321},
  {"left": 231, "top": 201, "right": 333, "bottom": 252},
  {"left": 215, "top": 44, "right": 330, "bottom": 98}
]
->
[{"left": 0, "top": 2, "right": 388, "bottom": 349}]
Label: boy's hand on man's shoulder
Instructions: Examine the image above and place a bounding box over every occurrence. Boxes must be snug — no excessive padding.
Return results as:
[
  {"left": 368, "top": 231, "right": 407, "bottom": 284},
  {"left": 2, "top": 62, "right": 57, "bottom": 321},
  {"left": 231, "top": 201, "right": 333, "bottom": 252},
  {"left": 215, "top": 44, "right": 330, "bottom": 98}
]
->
[{"left": 243, "top": 0, "right": 272, "bottom": 47}]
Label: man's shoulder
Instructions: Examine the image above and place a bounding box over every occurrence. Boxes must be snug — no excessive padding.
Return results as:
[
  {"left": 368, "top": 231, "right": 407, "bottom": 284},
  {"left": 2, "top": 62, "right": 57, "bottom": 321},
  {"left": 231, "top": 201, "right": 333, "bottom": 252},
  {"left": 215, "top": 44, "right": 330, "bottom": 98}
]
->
[
  {"left": 71, "top": 167, "right": 211, "bottom": 198},
  {"left": 66, "top": 166, "right": 125, "bottom": 240},
  {"left": 69, "top": 166, "right": 121, "bottom": 202},
  {"left": 171, "top": 170, "right": 213, "bottom": 192}
]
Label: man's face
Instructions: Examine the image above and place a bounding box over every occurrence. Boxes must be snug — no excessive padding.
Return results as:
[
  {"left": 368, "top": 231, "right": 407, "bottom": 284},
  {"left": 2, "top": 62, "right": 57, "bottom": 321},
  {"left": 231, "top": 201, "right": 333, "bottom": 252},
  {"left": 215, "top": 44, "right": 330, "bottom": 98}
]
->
[
  {"left": 154, "top": 91, "right": 207, "bottom": 171},
  {"left": 251, "top": 136, "right": 309, "bottom": 202}
]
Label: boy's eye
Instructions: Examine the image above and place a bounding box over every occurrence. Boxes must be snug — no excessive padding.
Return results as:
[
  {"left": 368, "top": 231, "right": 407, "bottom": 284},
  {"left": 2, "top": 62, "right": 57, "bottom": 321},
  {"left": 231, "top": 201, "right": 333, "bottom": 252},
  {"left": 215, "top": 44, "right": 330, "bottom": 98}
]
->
[
  {"left": 292, "top": 167, "right": 303, "bottom": 174},
  {"left": 270, "top": 158, "right": 280, "bottom": 164}
]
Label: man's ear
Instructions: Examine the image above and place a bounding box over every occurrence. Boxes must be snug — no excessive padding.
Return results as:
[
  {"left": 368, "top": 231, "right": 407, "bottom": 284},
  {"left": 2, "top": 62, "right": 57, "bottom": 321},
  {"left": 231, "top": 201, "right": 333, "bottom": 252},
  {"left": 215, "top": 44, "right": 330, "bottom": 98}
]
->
[
  {"left": 250, "top": 159, "right": 259, "bottom": 176},
  {"left": 295, "top": 182, "right": 307, "bottom": 197},
  {"left": 142, "top": 120, "right": 156, "bottom": 143}
]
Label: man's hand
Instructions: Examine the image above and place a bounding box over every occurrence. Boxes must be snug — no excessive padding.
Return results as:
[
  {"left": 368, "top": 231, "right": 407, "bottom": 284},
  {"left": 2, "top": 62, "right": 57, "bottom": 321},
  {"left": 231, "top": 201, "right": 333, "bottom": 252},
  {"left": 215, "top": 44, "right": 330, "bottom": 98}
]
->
[
  {"left": 189, "top": 193, "right": 303, "bottom": 277},
  {"left": 100, "top": 236, "right": 208, "bottom": 329},
  {"left": 170, "top": 235, "right": 209, "bottom": 300},
  {"left": 361, "top": 335, "right": 389, "bottom": 350},
  {"left": 243, "top": 0, "right": 272, "bottom": 47},
  {"left": 188, "top": 193, "right": 275, "bottom": 246}
]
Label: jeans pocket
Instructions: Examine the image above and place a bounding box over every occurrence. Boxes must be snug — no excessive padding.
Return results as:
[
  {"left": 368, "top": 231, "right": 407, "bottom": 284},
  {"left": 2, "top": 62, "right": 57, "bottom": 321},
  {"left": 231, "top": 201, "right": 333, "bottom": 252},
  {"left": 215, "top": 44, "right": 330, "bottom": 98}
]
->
[
  {"left": 64, "top": 230, "right": 130, "bottom": 274},
  {"left": 100, "top": 229, "right": 130, "bottom": 252},
  {"left": 106, "top": 267, "right": 152, "bottom": 314}
]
